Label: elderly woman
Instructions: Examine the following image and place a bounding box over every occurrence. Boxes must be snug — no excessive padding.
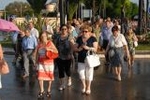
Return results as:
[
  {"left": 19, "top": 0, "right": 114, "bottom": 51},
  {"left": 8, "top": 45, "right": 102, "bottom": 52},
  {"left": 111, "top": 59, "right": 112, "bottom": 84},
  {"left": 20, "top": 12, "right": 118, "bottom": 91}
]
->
[
  {"left": 35, "top": 31, "right": 58, "bottom": 98},
  {"left": 74, "top": 25, "right": 98, "bottom": 95},
  {"left": 105, "top": 25, "right": 130, "bottom": 81}
]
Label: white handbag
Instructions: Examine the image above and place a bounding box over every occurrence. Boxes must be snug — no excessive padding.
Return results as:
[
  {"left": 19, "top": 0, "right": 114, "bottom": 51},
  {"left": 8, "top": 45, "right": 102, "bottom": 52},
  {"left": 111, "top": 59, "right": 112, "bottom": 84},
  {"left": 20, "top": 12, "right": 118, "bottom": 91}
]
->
[
  {"left": 85, "top": 50, "right": 100, "bottom": 68},
  {"left": 134, "top": 41, "right": 138, "bottom": 47}
]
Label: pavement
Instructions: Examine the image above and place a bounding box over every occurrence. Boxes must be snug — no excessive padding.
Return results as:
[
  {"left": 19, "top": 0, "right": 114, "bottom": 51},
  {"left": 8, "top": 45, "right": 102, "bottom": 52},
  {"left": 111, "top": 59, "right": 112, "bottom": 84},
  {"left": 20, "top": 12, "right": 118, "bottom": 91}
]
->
[
  {"left": 0, "top": 48, "right": 150, "bottom": 100},
  {"left": 3, "top": 47, "right": 150, "bottom": 58}
]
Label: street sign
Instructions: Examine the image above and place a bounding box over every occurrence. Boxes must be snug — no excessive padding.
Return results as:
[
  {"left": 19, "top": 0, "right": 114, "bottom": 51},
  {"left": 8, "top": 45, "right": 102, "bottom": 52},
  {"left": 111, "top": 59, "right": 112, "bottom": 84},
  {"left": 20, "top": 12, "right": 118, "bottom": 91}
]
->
[{"left": 82, "top": 9, "right": 92, "bottom": 18}]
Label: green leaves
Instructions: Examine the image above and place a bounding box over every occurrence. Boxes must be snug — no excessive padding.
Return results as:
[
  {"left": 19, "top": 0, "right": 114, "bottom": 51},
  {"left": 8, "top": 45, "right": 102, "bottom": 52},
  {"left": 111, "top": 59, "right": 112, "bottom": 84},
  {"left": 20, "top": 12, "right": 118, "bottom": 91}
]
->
[{"left": 27, "top": 0, "right": 47, "bottom": 15}]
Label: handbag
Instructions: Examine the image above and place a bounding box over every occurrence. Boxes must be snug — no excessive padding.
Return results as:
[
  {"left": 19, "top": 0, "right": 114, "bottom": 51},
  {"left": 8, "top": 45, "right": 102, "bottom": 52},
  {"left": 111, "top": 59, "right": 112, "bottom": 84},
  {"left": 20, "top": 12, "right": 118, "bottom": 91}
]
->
[
  {"left": 46, "top": 51, "right": 58, "bottom": 59},
  {"left": 0, "top": 59, "right": 9, "bottom": 75},
  {"left": 134, "top": 41, "right": 138, "bottom": 47},
  {"left": 85, "top": 50, "right": 100, "bottom": 68},
  {"left": 45, "top": 41, "right": 58, "bottom": 60}
]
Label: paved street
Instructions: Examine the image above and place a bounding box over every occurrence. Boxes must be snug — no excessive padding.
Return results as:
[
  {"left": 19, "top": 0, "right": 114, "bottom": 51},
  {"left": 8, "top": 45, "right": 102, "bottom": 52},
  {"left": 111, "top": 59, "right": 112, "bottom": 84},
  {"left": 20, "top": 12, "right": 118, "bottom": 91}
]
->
[{"left": 0, "top": 53, "right": 150, "bottom": 100}]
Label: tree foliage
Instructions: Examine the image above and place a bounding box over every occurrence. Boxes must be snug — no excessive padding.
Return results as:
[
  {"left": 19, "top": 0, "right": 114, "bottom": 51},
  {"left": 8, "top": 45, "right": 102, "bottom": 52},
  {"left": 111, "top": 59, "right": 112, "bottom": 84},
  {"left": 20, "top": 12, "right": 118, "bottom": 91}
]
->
[
  {"left": 68, "top": 0, "right": 138, "bottom": 20},
  {"left": 5, "top": 1, "right": 33, "bottom": 17},
  {"left": 26, "top": 0, "right": 47, "bottom": 15}
]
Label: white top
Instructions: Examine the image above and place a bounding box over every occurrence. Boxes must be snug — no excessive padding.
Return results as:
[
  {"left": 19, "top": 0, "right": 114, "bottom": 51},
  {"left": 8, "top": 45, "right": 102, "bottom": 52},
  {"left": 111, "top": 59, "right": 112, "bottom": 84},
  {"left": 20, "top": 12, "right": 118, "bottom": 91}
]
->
[
  {"left": 109, "top": 33, "right": 127, "bottom": 48},
  {"left": 38, "top": 48, "right": 46, "bottom": 57},
  {"left": 42, "top": 25, "right": 54, "bottom": 34},
  {"left": 30, "top": 28, "right": 39, "bottom": 38}
]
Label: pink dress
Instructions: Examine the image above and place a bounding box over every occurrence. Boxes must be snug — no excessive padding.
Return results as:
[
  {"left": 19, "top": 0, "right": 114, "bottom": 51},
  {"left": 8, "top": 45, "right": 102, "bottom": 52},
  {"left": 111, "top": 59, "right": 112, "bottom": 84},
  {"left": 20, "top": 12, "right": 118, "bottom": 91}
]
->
[{"left": 37, "top": 41, "right": 54, "bottom": 81}]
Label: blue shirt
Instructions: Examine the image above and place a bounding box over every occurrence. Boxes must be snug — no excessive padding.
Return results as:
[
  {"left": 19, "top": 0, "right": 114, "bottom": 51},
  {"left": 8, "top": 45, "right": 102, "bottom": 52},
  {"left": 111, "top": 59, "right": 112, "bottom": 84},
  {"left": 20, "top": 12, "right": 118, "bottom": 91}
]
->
[
  {"left": 22, "top": 35, "right": 37, "bottom": 51},
  {"left": 10, "top": 31, "right": 18, "bottom": 44},
  {"left": 101, "top": 26, "right": 112, "bottom": 40}
]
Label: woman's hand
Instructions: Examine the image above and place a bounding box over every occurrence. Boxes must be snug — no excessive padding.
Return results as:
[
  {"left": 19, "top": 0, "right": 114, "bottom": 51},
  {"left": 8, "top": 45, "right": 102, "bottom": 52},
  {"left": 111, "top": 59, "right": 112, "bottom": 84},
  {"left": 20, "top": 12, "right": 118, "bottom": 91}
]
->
[
  {"left": 45, "top": 47, "right": 54, "bottom": 52},
  {"left": 78, "top": 46, "right": 83, "bottom": 51}
]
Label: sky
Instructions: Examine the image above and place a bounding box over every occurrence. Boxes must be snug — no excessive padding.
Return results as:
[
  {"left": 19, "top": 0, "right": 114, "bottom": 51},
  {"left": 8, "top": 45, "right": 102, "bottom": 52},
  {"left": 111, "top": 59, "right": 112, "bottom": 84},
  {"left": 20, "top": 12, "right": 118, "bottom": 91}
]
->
[{"left": 0, "top": 0, "right": 138, "bottom": 10}]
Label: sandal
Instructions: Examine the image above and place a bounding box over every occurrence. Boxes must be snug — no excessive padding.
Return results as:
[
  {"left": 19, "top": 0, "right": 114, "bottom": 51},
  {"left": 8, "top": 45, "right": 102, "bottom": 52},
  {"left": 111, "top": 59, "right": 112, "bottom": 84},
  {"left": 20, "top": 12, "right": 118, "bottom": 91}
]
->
[
  {"left": 86, "top": 89, "right": 91, "bottom": 95},
  {"left": 38, "top": 91, "right": 45, "bottom": 98},
  {"left": 46, "top": 91, "right": 51, "bottom": 97},
  {"left": 81, "top": 88, "right": 86, "bottom": 94}
]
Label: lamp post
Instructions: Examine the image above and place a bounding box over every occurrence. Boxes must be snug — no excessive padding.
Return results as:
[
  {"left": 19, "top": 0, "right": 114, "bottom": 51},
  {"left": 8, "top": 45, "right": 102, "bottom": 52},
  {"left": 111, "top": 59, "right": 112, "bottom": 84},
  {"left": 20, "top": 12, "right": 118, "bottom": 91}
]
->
[
  {"left": 121, "top": 5, "right": 125, "bottom": 34},
  {"left": 102, "top": 0, "right": 106, "bottom": 18},
  {"left": 59, "top": 0, "right": 65, "bottom": 26},
  {"left": 146, "top": 0, "right": 149, "bottom": 31},
  {"left": 138, "top": 0, "right": 145, "bottom": 34}
]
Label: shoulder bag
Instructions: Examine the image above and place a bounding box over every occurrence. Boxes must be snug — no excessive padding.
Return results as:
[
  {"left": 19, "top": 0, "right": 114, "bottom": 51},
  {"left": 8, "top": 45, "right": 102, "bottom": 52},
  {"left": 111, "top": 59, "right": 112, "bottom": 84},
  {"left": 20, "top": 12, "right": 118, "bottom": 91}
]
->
[
  {"left": 133, "top": 41, "right": 138, "bottom": 47},
  {"left": 0, "top": 59, "right": 9, "bottom": 75},
  {"left": 85, "top": 50, "right": 100, "bottom": 68},
  {"left": 45, "top": 40, "right": 58, "bottom": 60},
  {"left": 46, "top": 51, "right": 58, "bottom": 59}
]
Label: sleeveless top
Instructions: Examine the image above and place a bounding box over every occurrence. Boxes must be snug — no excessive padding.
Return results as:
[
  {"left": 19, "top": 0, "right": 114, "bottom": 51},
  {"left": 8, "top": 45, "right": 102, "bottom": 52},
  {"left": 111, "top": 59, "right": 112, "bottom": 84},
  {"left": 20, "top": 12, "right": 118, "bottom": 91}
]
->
[
  {"left": 38, "top": 41, "right": 53, "bottom": 65},
  {"left": 56, "top": 35, "right": 72, "bottom": 60}
]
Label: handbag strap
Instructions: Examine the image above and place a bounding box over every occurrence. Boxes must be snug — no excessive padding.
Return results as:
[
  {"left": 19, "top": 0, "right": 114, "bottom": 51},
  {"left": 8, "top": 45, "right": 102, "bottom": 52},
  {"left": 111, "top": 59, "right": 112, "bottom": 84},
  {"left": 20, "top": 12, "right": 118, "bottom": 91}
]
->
[{"left": 86, "top": 50, "right": 96, "bottom": 56}]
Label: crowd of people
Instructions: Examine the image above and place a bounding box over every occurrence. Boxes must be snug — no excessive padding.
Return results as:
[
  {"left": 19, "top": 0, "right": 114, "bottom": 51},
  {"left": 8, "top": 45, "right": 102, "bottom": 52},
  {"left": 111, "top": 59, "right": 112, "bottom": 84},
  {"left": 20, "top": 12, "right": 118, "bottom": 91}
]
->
[{"left": 8, "top": 17, "right": 138, "bottom": 98}]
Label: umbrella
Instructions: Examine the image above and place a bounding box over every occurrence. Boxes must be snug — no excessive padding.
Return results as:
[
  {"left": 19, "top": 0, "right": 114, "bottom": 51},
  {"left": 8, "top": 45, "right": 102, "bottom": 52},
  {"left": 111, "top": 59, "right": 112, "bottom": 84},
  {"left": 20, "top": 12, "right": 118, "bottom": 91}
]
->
[{"left": 0, "top": 18, "right": 20, "bottom": 32}]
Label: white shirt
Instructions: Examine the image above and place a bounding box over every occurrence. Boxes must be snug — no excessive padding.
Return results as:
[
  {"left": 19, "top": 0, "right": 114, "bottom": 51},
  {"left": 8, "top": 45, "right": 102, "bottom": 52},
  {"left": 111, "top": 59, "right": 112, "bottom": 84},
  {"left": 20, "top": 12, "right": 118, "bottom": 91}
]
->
[
  {"left": 30, "top": 28, "right": 39, "bottom": 38},
  {"left": 42, "top": 25, "right": 54, "bottom": 34},
  {"left": 109, "top": 33, "right": 127, "bottom": 48}
]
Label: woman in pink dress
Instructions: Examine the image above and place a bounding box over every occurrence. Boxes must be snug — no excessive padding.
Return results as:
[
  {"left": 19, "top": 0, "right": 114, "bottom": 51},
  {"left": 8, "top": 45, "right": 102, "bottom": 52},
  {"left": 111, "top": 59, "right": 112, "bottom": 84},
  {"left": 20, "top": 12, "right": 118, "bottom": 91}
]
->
[{"left": 35, "top": 31, "right": 58, "bottom": 98}]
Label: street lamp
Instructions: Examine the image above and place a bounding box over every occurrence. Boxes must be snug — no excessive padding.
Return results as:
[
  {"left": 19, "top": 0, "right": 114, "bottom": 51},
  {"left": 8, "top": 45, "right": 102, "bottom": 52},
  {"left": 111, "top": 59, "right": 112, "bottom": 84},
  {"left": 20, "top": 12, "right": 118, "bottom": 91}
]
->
[
  {"left": 120, "top": 5, "right": 125, "bottom": 34},
  {"left": 138, "top": 0, "right": 144, "bottom": 34},
  {"left": 59, "top": 0, "right": 65, "bottom": 26},
  {"left": 146, "top": 0, "right": 149, "bottom": 31}
]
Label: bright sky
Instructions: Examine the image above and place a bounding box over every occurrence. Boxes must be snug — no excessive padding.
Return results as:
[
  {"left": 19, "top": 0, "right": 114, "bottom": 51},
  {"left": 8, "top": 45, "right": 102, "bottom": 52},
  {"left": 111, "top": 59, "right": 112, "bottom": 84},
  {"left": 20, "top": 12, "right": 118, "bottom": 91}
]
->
[
  {"left": 0, "top": 0, "right": 138, "bottom": 10},
  {"left": 130, "top": 0, "right": 138, "bottom": 4}
]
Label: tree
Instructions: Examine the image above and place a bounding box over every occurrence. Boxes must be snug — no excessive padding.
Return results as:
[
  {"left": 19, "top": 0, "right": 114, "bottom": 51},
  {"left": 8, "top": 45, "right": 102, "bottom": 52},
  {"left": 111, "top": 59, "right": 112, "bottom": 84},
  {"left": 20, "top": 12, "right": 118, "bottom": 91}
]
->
[
  {"left": 100, "top": 0, "right": 138, "bottom": 19},
  {"left": 68, "top": 0, "right": 84, "bottom": 20},
  {"left": 5, "top": 1, "right": 33, "bottom": 17},
  {"left": 26, "top": 0, "right": 47, "bottom": 16},
  {"left": 75, "top": 0, "right": 138, "bottom": 19},
  {"left": 26, "top": 0, "right": 48, "bottom": 33}
]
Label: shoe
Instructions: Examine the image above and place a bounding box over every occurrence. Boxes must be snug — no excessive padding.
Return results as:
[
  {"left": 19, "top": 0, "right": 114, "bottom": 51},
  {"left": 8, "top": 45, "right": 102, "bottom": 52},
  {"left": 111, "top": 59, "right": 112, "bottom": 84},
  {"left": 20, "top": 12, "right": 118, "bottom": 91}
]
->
[
  {"left": 67, "top": 79, "right": 72, "bottom": 86},
  {"left": 59, "top": 85, "right": 65, "bottom": 91},
  {"left": 86, "top": 89, "right": 91, "bottom": 95},
  {"left": 38, "top": 91, "right": 45, "bottom": 98},
  {"left": 117, "top": 75, "right": 121, "bottom": 81},
  {"left": 81, "top": 88, "right": 86, "bottom": 94},
  {"left": 22, "top": 74, "right": 29, "bottom": 79},
  {"left": 46, "top": 91, "right": 51, "bottom": 98}
]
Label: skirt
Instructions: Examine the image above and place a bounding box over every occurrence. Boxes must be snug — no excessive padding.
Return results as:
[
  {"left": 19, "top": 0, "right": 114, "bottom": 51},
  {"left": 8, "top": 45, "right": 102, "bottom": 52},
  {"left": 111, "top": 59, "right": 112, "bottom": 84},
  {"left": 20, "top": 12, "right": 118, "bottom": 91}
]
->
[
  {"left": 110, "top": 47, "right": 124, "bottom": 67},
  {"left": 37, "top": 63, "right": 54, "bottom": 81}
]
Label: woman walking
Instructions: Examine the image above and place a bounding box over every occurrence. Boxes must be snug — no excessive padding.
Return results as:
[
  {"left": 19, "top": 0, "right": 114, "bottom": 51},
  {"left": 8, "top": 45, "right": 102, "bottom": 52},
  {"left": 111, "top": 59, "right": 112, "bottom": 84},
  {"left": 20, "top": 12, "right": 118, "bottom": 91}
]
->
[
  {"left": 74, "top": 25, "right": 98, "bottom": 95},
  {"left": 55, "top": 24, "right": 74, "bottom": 91},
  {"left": 105, "top": 25, "right": 130, "bottom": 81},
  {"left": 35, "top": 31, "right": 58, "bottom": 98},
  {"left": 125, "top": 27, "right": 138, "bottom": 68}
]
